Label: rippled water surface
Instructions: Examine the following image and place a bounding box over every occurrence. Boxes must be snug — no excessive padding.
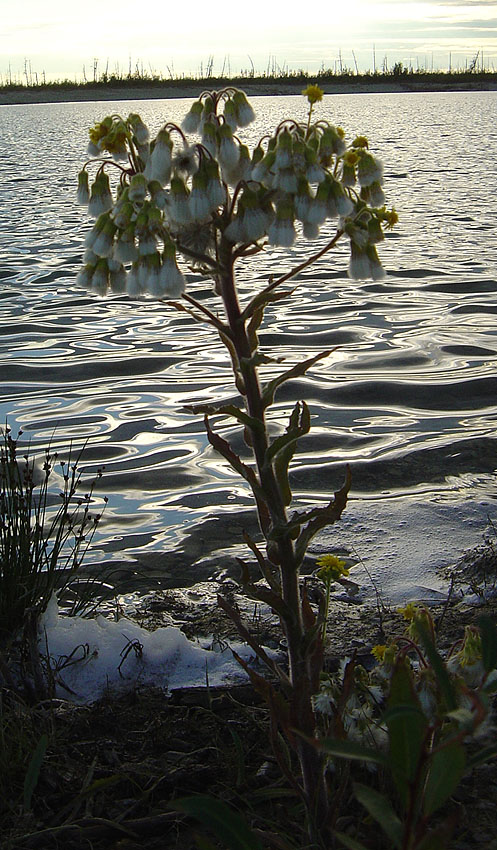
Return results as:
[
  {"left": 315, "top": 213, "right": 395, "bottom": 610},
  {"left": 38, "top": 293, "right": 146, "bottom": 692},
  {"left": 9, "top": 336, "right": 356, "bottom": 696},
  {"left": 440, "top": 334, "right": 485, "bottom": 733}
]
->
[{"left": 1, "top": 92, "right": 496, "bottom": 599}]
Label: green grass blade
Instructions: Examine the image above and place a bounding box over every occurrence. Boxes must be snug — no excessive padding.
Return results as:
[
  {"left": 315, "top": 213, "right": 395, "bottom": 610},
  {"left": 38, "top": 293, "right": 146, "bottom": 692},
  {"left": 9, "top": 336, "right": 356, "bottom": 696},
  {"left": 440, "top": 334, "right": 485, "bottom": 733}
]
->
[
  {"left": 467, "top": 744, "right": 497, "bottom": 770},
  {"left": 23, "top": 734, "right": 48, "bottom": 811},
  {"left": 478, "top": 615, "right": 497, "bottom": 673},
  {"left": 335, "top": 830, "right": 370, "bottom": 850}
]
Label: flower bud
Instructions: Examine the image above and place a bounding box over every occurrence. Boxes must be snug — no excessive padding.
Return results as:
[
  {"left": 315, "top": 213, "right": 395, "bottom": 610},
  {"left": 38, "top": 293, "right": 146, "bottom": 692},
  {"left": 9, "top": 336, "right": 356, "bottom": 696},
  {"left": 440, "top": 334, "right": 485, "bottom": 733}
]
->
[
  {"left": 88, "top": 171, "right": 113, "bottom": 217},
  {"left": 128, "top": 113, "right": 150, "bottom": 145},
  {"left": 114, "top": 227, "right": 139, "bottom": 264},
  {"left": 223, "top": 98, "right": 238, "bottom": 129},
  {"left": 357, "top": 151, "right": 383, "bottom": 187},
  {"left": 77, "top": 170, "right": 90, "bottom": 205},
  {"left": 232, "top": 90, "right": 255, "bottom": 127},
  {"left": 148, "top": 129, "right": 172, "bottom": 184},
  {"left": 92, "top": 217, "right": 117, "bottom": 257},
  {"left": 91, "top": 258, "right": 110, "bottom": 294},
  {"left": 128, "top": 173, "right": 148, "bottom": 203},
  {"left": 218, "top": 124, "right": 239, "bottom": 172},
  {"left": 267, "top": 200, "right": 296, "bottom": 247},
  {"left": 275, "top": 129, "right": 293, "bottom": 170},
  {"left": 182, "top": 99, "right": 204, "bottom": 133}
]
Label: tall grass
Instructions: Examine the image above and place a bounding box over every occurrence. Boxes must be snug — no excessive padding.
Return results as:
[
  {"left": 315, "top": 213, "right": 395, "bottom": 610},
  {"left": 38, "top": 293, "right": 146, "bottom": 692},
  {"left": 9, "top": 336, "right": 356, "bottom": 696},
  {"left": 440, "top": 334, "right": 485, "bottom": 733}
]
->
[{"left": 0, "top": 428, "right": 105, "bottom": 643}]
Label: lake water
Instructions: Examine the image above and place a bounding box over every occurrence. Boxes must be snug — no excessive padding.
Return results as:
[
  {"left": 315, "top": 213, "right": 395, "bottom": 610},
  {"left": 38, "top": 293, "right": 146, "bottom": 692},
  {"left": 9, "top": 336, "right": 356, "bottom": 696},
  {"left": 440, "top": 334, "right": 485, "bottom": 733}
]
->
[{"left": 1, "top": 91, "right": 496, "bottom": 604}]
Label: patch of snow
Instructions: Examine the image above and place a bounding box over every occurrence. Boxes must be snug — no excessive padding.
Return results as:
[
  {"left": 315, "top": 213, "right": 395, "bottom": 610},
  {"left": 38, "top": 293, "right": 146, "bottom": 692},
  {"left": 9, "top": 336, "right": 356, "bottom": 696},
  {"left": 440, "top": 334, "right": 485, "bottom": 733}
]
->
[{"left": 39, "top": 595, "right": 261, "bottom": 705}]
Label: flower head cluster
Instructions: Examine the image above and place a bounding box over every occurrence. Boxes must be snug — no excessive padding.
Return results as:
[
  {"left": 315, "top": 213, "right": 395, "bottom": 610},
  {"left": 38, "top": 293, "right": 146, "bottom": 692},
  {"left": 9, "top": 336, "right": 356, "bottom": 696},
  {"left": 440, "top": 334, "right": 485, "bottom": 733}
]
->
[
  {"left": 76, "top": 87, "right": 396, "bottom": 296},
  {"left": 316, "top": 553, "right": 349, "bottom": 585}
]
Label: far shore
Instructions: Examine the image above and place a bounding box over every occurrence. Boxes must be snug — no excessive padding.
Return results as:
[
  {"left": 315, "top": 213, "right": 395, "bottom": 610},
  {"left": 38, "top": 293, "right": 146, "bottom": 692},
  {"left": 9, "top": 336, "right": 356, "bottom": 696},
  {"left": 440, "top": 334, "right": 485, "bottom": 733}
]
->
[{"left": 1, "top": 77, "right": 496, "bottom": 106}]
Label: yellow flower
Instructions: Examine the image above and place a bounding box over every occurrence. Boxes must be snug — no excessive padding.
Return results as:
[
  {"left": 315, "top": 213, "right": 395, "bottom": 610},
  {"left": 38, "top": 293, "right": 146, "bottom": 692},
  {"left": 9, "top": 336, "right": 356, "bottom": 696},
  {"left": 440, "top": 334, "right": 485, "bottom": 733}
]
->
[
  {"left": 302, "top": 84, "right": 324, "bottom": 105},
  {"left": 316, "top": 554, "right": 349, "bottom": 582},
  {"left": 343, "top": 150, "right": 359, "bottom": 166},
  {"left": 397, "top": 602, "right": 417, "bottom": 622},
  {"left": 352, "top": 135, "right": 369, "bottom": 149},
  {"left": 384, "top": 207, "right": 399, "bottom": 229},
  {"left": 371, "top": 644, "right": 387, "bottom": 662}
]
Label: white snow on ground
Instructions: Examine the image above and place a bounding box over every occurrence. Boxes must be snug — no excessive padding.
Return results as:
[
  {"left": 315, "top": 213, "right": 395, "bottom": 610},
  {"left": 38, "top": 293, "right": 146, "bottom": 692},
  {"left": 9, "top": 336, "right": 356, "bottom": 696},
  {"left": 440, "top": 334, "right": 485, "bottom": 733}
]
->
[
  {"left": 38, "top": 489, "right": 496, "bottom": 705},
  {"left": 39, "top": 595, "right": 258, "bottom": 705}
]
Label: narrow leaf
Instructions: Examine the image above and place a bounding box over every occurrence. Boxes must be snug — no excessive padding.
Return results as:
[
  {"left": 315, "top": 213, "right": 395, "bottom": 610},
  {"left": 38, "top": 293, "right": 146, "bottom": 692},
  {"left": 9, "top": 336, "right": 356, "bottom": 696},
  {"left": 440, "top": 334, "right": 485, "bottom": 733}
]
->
[
  {"left": 262, "top": 349, "right": 334, "bottom": 409},
  {"left": 467, "top": 743, "right": 497, "bottom": 769},
  {"left": 386, "top": 660, "right": 428, "bottom": 804},
  {"left": 295, "top": 467, "right": 351, "bottom": 561},
  {"left": 23, "top": 734, "right": 48, "bottom": 811},
  {"left": 318, "top": 737, "right": 388, "bottom": 767},
  {"left": 174, "top": 795, "right": 264, "bottom": 850},
  {"left": 416, "top": 623, "right": 457, "bottom": 711},
  {"left": 204, "top": 416, "right": 264, "bottom": 499},
  {"left": 423, "top": 740, "right": 466, "bottom": 816},
  {"left": 334, "top": 831, "right": 369, "bottom": 850},
  {"left": 478, "top": 615, "right": 497, "bottom": 673},
  {"left": 353, "top": 783, "right": 403, "bottom": 849}
]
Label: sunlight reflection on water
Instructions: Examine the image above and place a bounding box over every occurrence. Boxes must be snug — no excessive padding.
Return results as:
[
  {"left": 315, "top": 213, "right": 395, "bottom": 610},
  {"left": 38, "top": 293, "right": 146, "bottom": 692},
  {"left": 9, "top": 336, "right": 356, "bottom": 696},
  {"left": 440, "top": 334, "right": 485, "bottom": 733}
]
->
[{"left": 0, "top": 91, "right": 496, "bottom": 599}]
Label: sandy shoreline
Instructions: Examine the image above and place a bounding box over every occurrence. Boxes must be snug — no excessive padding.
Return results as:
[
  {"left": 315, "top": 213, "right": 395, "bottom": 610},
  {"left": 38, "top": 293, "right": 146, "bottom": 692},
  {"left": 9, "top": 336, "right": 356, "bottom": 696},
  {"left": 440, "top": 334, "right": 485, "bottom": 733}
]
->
[{"left": 1, "top": 79, "right": 496, "bottom": 106}]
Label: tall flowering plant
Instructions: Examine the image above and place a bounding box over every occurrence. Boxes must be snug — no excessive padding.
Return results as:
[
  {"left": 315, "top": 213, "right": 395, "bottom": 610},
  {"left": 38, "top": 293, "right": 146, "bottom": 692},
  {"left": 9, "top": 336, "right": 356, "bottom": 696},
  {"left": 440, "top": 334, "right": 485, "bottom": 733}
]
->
[{"left": 76, "top": 85, "right": 397, "bottom": 838}]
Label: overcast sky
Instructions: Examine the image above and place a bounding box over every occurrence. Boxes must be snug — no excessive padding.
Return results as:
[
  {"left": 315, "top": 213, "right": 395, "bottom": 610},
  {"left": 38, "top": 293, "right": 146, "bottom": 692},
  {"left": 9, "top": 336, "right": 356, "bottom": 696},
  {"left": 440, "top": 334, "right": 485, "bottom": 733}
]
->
[{"left": 2, "top": 0, "right": 496, "bottom": 82}]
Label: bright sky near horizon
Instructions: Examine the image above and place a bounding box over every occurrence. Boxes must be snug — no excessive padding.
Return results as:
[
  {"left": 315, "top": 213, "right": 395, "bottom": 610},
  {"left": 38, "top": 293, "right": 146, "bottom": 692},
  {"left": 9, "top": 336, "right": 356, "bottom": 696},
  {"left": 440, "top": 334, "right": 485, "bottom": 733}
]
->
[{"left": 1, "top": 0, "right": 496, "bottom": 82}]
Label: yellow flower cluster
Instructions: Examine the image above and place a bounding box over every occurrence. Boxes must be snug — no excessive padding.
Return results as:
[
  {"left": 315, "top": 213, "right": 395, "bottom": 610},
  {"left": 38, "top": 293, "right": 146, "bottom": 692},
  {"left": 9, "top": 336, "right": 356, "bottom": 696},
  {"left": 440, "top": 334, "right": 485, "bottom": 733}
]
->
[
  {"left": 302, "top": 84, "right": 324, "bottom": 105},
  {"left": 316, "top": 554, "right": 349, "bottom": 583}
]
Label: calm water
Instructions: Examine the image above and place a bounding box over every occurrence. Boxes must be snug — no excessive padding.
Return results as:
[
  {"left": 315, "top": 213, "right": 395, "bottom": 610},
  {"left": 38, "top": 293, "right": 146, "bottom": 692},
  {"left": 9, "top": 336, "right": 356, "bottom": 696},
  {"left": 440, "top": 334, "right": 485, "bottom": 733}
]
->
[{"left": 1, "top": 92, "right": 496, "bottom": 599}]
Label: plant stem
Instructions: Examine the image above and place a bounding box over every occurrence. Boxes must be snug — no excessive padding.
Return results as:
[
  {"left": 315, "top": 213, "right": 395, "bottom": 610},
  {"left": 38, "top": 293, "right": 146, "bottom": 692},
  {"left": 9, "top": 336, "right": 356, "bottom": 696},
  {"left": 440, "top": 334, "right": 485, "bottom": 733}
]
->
[{"left": 217, "top": 237, "right": 330, "bottom": 833}]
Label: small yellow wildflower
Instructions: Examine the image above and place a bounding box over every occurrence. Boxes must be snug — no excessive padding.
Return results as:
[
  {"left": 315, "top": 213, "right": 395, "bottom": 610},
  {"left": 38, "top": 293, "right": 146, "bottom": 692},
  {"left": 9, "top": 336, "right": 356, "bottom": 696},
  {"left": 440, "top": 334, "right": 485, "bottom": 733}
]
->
[
  {"left": 384, "top": 207, "right": 399, "bottom": 229},
  {"left": 398, "top": 602, "right": 418, "bottom": 622},
  {"left": 302, "top": 84, "right": 324, "bottom": 105},
  {"left": 316, "top": 554, "right": 349, "bottom": 583},
  {"left": 352, "top": 135, "right": 369, "bottom": 149},
  {"left": 343, "top": 150, "right": 359, "bottom": 166},
  {"left": 371, "top": 645, "right": 387, "bottom": 662},
  {"left": 457, "top": 626, "right": 482, "bottom": 667}
]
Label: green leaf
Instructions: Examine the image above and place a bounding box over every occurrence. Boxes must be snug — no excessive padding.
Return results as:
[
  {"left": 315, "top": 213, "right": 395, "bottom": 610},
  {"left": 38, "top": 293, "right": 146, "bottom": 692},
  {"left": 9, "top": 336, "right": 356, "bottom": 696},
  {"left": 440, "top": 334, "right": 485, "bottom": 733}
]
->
[
  {"left": 386, "top": 661, "right": 428, "bottom": 804},
  {"left": 318, "top": 737, "right": 388, "bottom": 767},
  {"left": 416, "top": 623, "right": 457, "bottom": 711},
  {"left": 423, "top": 740, "right": 465, "bottom": 816},
  {"left": 334, "top": 830, "right": 369, "bottom": 850},
  {"left": 353, "top": 783, "right": 403, "bottom": 849},
  {"left": 23, "top": 734, "right": 48, "bottom": 811},
  {"left": 478, "top": 615, "right": 497, "bottom": 673},
  {"left": 174, "top": 795, "right": 264, "bottom": 850}
]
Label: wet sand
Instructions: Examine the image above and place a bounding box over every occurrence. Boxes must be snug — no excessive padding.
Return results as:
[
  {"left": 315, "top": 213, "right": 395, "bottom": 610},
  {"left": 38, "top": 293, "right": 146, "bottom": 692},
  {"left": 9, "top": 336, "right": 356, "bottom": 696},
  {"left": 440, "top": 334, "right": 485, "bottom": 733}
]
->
[{"left": 1, "top": 78, "right": 495, "bottom": 105}]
